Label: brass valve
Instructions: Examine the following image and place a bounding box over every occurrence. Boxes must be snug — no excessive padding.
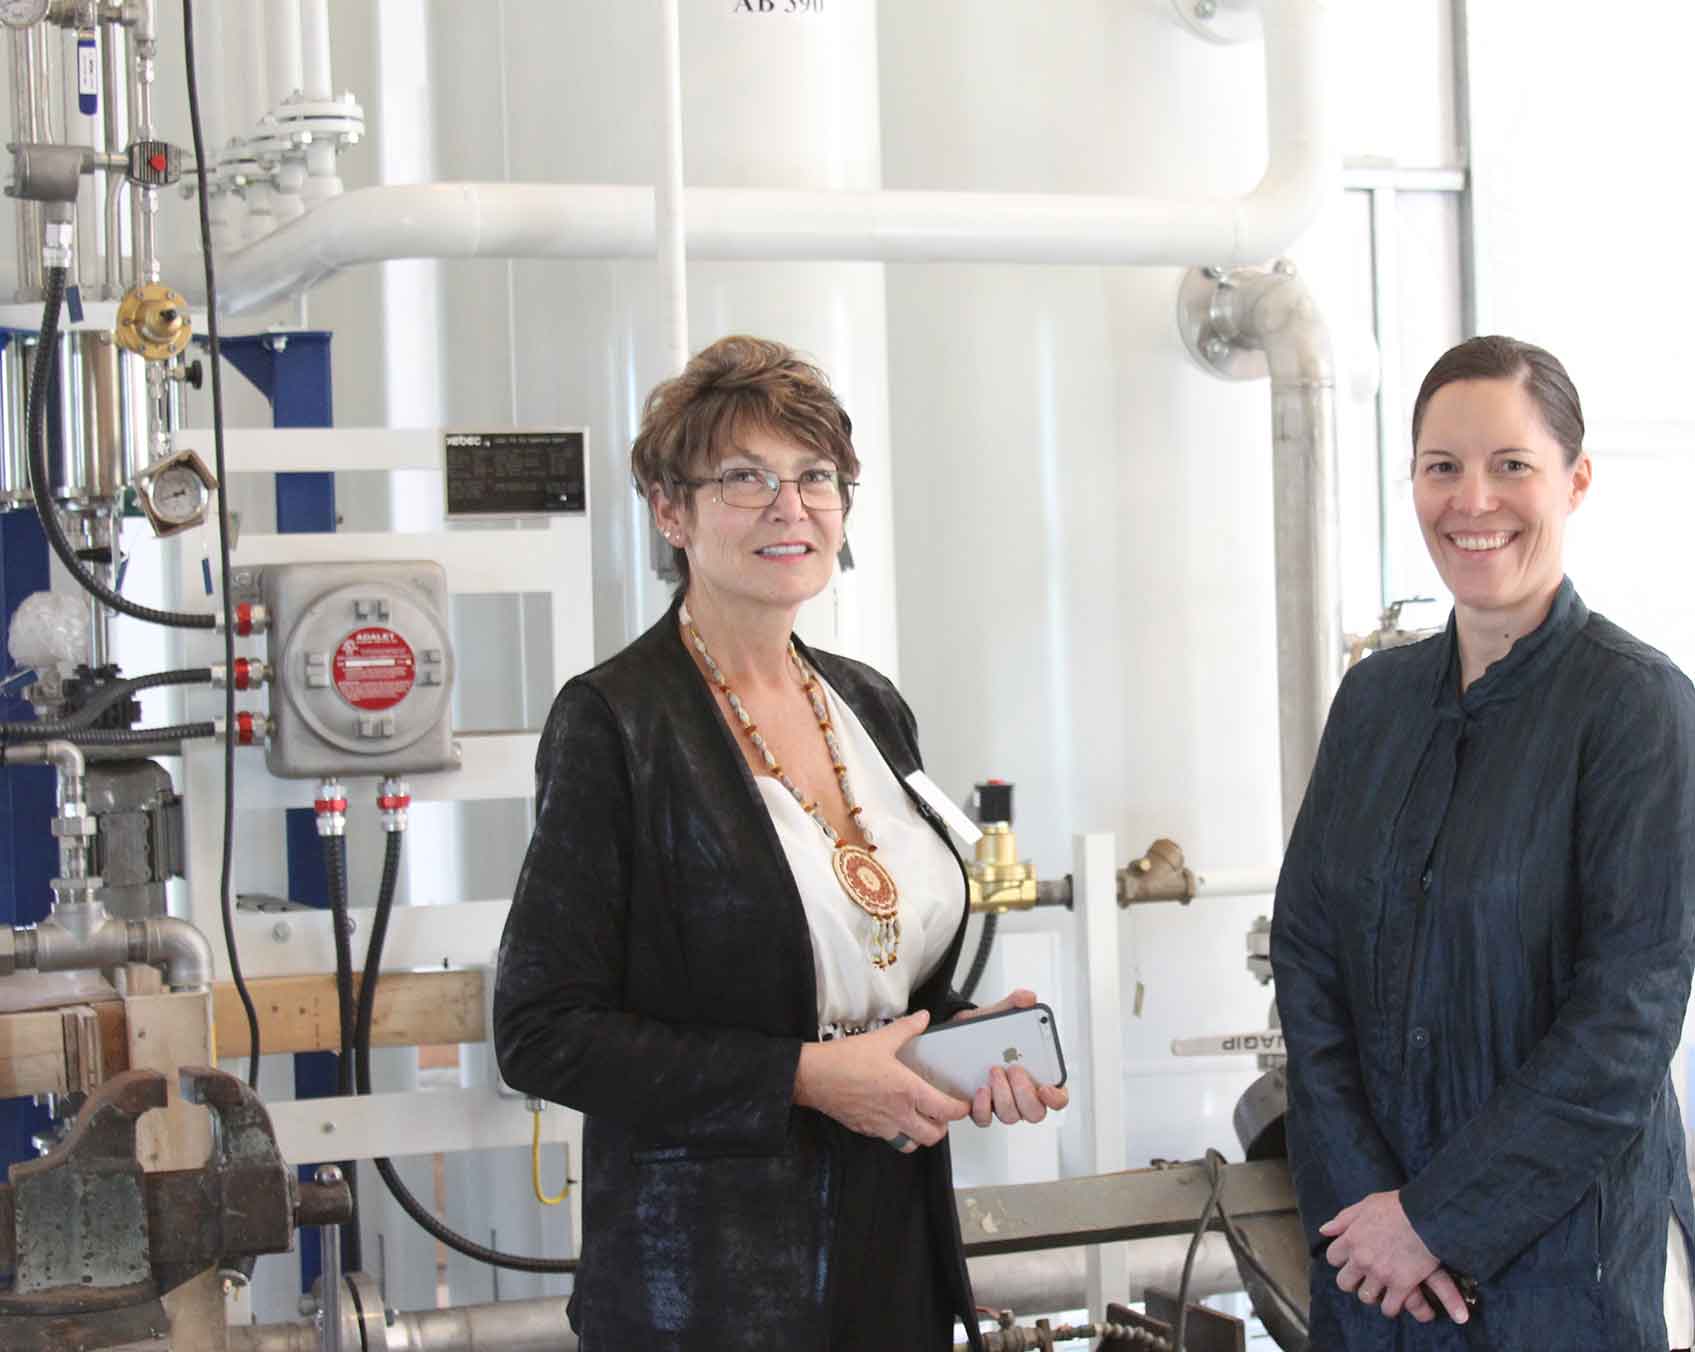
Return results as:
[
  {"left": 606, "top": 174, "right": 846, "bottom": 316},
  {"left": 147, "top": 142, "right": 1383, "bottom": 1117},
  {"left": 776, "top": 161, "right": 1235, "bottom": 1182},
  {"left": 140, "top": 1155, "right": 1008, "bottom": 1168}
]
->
[
  {"left": 967, "top": 823, "right": 1038, "bottom": 913},
  {"left": 115, "top": 282, "right": 192, "bottom": 359},
  {"left": 1116, "top": 837, "right": 1196, "bottom": 906}
]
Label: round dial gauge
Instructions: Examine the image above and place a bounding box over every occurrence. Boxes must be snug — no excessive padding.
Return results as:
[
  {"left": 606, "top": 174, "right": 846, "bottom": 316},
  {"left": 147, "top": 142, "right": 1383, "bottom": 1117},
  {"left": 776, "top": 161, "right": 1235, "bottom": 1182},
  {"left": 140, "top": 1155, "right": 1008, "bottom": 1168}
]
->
[
  {"left": 0, "top": 0, "right": 51, "bottom": 29},
  {"left": 148, "top": 464, "right": 209, "bottom": 526}
]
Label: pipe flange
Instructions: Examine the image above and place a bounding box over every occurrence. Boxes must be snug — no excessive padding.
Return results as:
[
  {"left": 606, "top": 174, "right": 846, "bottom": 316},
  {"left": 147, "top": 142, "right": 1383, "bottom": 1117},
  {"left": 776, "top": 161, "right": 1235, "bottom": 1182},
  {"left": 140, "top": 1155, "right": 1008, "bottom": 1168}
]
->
[
  {"left": 1169, "top": 0, "right": 1261, "bottom": 45},
  {"left": 1176, "top": 267, "right": 1269, "bottom": 382}
]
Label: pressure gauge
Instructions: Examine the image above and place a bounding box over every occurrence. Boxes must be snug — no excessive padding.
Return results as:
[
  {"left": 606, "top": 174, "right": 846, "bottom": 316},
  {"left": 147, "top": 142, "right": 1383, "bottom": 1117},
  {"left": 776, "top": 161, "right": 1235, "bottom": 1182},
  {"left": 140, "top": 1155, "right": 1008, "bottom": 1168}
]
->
[
  {"left": 135, "top": 449, "right": 217, "bottom": 537},
  {"left": 0, "top": 0, "right": 50, "bottom": 29}
]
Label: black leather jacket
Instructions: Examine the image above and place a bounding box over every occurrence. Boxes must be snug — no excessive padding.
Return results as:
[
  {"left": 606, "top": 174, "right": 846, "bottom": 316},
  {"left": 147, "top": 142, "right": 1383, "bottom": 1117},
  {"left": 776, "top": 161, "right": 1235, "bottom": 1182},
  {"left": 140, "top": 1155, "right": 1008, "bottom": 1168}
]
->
[{"left": 494, "top": 601, "right": 984, "bottom": 1350}]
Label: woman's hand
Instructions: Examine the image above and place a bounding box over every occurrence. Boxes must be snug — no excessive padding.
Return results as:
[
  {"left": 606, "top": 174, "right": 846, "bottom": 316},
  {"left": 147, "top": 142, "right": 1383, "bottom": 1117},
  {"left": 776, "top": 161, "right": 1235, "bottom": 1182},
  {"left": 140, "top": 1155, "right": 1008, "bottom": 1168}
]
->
[
  {"left": 793, "top": 1010, "right": 970, "bottom": 1152},
  {"left": 949, "top": 989, "right": 1070, "bottom": 1127},
  {"left": 1320, "top": 1191, "right": 1470, "bottom": 1324}
]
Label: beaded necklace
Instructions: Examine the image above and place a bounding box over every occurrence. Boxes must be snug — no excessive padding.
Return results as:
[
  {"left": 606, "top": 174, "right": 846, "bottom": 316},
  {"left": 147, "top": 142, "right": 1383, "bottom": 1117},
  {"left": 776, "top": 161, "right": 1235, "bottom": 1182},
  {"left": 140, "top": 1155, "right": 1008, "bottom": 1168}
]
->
[{"left": 681, "top": 604, "right": 901, "bottom": 969}]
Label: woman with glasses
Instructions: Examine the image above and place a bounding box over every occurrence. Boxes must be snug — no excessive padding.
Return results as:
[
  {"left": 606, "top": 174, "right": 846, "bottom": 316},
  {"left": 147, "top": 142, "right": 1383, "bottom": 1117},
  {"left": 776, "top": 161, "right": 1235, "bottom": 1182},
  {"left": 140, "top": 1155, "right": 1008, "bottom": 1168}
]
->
[{"left": 494, "top": 334, "right": 1065, "bottom": 1351}]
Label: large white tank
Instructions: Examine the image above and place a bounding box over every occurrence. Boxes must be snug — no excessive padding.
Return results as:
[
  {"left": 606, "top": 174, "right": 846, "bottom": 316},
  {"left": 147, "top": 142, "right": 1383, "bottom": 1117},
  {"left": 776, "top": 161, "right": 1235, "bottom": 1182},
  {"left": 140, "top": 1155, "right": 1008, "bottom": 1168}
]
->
[
  {"left": 420, "top": 0, "right": 897, "bottom": 676},
  {"left": 878, "top": 0, "right": 1291, "bottom": 1168}
]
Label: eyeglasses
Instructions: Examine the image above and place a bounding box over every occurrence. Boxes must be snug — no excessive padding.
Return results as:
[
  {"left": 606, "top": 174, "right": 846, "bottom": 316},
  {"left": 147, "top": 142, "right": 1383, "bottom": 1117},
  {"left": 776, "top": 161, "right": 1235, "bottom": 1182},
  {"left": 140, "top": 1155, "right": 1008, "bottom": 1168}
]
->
[{"left": 682, "top": 466, "right": 855, "bottom": 511}]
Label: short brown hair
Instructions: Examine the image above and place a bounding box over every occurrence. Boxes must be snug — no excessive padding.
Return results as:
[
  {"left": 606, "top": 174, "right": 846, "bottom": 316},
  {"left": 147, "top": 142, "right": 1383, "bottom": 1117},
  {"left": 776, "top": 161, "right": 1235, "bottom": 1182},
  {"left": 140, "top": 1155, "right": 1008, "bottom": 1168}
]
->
[
  {"left": 631, "top": 335, "right": 859, "bottom": 588},
  {"left": 1410, "top": 335, "right": 1585, "bottom": 468}
]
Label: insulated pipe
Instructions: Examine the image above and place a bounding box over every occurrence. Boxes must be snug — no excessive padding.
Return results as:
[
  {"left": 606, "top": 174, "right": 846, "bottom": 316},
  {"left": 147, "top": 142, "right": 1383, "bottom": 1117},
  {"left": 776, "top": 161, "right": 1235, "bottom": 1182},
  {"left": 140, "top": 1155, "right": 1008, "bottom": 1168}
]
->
[
  {"left": 300, "top": 0, "right": 332, "bottom": 102},
  {"left": 1199, "top": 262, "right": 1340, "bottom": 836},
  {"left": 656, "top": 0, "right": 688, "bottom": 374},
  {"left": 4, "top": 907, "right": 214, "bottom": 991},
  {"left": 266, "top": 0, "right": 303, "bottom": 108},
  {"left": 178, "top": 0, "right": 1332, "bottom": 314}
]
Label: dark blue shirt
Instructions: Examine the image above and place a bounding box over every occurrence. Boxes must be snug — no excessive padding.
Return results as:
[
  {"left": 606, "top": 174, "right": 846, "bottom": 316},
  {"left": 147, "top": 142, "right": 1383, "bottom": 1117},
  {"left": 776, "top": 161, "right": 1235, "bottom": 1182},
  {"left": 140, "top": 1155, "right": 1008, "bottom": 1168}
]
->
[{"left": 1272, "top": 579, "right": 1695, "bottom": 1350}]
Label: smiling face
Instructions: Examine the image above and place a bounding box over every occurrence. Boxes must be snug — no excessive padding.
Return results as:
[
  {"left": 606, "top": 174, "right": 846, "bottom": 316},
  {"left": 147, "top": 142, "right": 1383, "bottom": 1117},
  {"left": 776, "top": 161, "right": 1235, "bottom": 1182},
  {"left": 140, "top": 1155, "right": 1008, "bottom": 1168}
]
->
[
  {"left": 1412, "top": 376, "right": 1591, "bottom": 633},
  {"left": 651, "top": 423, "right": 845, "bottom": 624}
]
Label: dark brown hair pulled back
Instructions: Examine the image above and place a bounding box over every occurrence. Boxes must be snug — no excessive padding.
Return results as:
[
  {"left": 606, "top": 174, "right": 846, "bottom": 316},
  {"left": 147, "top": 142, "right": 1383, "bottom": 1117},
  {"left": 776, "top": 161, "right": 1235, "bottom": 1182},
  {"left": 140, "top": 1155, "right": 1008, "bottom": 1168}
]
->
[{"left": 1410, "top": 335, "right": 1584, "bottom": 468}]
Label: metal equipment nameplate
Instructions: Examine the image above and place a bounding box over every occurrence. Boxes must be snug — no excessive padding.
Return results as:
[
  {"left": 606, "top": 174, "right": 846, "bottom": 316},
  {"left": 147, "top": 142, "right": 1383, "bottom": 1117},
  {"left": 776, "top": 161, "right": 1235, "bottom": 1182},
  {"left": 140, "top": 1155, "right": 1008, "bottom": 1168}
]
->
[{"left": 443, "top": 429, "right": 587, "bottom": 517}]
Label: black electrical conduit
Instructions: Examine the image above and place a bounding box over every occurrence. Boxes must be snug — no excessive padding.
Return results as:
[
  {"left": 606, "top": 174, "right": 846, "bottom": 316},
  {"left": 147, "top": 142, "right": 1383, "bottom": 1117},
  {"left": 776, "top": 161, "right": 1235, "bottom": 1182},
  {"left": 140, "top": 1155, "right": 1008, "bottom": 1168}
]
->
[
  {"left": 1170, "top": 1148, "right": 1309, "bottom": 1350},
  {"left": 351, "top": 827, "right": 579, "bottom": 1275},
  {"left": 182, "top": 0, "right": 262, "bottom": 1085},
  {"left": 960, "top": 911, "right": 998, "bottom": 1003},
  {"left": 319, "top": 832, "right": 364, "bottom": 1275},
  {"left": 0, "top": 721, "right": 215, "bottom": 748},
  {"left": 0, "top": 666, "right": 213, "bottom": 735}
]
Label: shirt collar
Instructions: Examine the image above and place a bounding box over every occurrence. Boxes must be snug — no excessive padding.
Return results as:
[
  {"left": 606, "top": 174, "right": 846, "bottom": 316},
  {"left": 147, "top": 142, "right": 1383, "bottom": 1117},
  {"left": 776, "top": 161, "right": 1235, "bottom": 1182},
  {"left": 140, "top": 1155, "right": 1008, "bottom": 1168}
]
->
[{"left": 1429, "top": 576, "right": 1589, "bottom": 714}]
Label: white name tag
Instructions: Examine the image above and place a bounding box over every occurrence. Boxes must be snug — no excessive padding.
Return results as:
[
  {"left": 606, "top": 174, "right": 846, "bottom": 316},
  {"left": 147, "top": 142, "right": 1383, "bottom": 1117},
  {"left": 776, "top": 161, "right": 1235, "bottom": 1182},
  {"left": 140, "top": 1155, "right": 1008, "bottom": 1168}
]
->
[{"left": 903, "top": 770, "right": 983, "bottom": 844}]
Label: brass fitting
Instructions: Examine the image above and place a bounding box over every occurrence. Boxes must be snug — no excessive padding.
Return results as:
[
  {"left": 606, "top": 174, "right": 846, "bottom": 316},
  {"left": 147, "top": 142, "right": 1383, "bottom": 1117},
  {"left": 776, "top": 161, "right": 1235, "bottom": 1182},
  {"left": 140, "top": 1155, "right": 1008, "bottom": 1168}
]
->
[
  {"left": 115, "top": 282, "right": 193, "bottom": 359},
  {"left": 967, "top": 823, "right": 1038, "bottom": 913},
  {"left": 1117, "top": 837, "right": 1196, "bottom": 907}
]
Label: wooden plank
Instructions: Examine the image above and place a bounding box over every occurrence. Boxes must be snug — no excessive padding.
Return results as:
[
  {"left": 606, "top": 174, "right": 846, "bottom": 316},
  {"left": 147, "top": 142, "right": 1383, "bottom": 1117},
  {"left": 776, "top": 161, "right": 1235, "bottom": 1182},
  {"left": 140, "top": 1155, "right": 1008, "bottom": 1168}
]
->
[
  {"left": 126, "top": 991, "right": 224, "bottom": 1352},
  {"left": 0, "top": 1003, "right": 129, "bottom": 1099},
  {"left": 127, "top": 991, "right": 215, "bottom": 1173},
  {"left": 0, "top": 1010, "right": 73, "bottom": 1097},
  {"left": 211, "top": 969, "right": 487, "bottom": 1058}
]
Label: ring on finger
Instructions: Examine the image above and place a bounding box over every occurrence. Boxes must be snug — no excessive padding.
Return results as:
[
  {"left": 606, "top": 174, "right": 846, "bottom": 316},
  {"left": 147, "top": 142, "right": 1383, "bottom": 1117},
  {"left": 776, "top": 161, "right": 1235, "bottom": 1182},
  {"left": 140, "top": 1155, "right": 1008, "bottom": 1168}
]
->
[
  {"left": 887, "top": 1132, "right": 912, "bottom": 1151},
  {"left": 1359, "top": 1285, "right": 1381, "bottom": 1304}
]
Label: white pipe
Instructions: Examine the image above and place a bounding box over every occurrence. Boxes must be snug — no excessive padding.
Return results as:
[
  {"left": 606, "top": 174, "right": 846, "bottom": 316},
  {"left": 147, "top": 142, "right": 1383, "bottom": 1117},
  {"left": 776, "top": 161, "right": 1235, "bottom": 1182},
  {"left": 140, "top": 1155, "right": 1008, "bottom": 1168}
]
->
[
  {"left": 266, "top": 0, "right": 303, "bottom": 108},
  {"left": 239, "top": 0, "right": 267, "bottom": 137},
  {"left": 179, "top": 0, "right": 1331, "bottom": 315},
  {"left": 655, "top": 0, "right": 688, "bottom": 373},
  {"left": 194, "top": 0, "right": 227, "bottom": 150},
  {"left": 300, "top": 0, "right": 332, "bottom": 102},
  {"left": 1193, "top": 865, "right": 1281, "bottom": 899}
]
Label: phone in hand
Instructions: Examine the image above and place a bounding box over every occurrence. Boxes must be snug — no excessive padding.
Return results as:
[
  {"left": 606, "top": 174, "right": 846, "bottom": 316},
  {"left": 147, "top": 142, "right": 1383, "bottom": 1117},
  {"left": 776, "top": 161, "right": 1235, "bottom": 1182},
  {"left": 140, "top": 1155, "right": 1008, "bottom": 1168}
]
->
[{"left": 896, "top": 1003, "right": 1067, "bottom": 1101}]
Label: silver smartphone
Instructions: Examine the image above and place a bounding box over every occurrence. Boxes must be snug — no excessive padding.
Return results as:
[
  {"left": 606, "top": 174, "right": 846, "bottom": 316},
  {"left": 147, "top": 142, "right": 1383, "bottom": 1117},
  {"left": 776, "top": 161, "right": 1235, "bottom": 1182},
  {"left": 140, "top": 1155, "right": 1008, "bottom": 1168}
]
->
[{"left": 896, "top": 1003, "right": 1067, "bottom": 1101}]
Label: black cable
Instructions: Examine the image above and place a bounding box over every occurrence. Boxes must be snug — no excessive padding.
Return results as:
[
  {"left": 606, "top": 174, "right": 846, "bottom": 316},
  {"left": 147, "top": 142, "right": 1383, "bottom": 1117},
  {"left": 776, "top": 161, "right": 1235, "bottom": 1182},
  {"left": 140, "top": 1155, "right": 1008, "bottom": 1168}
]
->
[
  {"left": 25, "top": 268, "right": 215, "bottom": 631},
  {"left": 353, "top": 828, "right": 579, "bottom": 1274},
  {"left": 1172, "top": 1155, "right": 1227, "bottom": 1351},
  {"left": 182, "top": 0, "right": 261, "bottom": 1087},
  {"left": 318, "top": 830, "right": 363, "bottom": 1274},
  {"left": 0, "top": 720, "right": 216, "bottom": 746},
  {"left": 1204, "top": 1148, "right": 1310, "bottom": 1337},
  {"left": 960, "top": 910, "right": 998, "bottom": 1002},
  {"left": 0, "top": 666, "right": 213, "bottom": 734}
]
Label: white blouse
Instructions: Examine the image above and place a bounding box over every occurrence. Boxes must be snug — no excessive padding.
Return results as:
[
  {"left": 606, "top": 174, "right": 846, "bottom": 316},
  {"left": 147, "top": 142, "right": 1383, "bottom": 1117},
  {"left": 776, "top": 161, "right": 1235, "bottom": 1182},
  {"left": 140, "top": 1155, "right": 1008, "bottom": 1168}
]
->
[{"left": 752, "top": 673, "right": 963, "bottom": 1036}]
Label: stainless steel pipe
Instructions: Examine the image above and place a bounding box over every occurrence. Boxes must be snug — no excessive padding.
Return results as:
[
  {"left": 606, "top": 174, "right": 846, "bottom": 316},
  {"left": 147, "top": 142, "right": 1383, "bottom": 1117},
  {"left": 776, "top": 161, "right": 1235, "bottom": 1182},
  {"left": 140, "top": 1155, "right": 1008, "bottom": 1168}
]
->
[
  {"left": 4, "top": 905, "right": 212, "bottom": 991},
  {"left": 230, "top": 1295, "right": 579, "bottom": 1352},
  {"left": 1179, "top": 261, "right": 1341, "bottom": 838}
]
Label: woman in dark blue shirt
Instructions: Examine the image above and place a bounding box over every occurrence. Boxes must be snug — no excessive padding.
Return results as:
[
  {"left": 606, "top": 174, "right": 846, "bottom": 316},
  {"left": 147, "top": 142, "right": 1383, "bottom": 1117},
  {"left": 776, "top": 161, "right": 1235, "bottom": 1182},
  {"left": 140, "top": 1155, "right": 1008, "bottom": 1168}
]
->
[{"left": 1272, "top": 336, "right": 1695, "bottom": 1350}]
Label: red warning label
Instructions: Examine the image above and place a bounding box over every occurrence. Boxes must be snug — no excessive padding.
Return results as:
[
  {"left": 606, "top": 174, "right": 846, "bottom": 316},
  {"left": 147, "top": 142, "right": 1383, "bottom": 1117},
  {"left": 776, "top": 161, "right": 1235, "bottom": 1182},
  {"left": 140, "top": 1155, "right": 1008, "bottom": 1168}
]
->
[{"left": 331, "top": 627, "right": 417, "bottom": 712}]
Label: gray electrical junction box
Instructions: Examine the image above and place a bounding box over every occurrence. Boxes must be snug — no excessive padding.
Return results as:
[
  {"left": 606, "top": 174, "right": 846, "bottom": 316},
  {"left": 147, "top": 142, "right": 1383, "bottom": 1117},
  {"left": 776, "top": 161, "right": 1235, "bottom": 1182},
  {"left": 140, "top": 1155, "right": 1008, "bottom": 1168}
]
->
[{"left": 259, "top": 560, "right": 459, "bottom": 779}]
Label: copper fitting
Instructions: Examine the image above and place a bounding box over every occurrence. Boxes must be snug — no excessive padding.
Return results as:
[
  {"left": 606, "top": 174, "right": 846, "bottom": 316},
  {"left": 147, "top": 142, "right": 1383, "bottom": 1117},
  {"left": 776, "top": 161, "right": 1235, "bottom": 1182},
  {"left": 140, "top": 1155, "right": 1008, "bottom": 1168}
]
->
[{"left": 1116, "top": 838, "right": 1196, "bottom": 907}]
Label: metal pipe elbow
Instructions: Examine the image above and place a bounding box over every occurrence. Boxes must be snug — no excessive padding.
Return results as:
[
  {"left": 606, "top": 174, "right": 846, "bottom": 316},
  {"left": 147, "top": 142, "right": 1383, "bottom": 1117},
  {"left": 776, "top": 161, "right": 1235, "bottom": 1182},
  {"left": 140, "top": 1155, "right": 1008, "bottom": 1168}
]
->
[{"left": 134, "top": 916, "right": 214, "bottom": 992}]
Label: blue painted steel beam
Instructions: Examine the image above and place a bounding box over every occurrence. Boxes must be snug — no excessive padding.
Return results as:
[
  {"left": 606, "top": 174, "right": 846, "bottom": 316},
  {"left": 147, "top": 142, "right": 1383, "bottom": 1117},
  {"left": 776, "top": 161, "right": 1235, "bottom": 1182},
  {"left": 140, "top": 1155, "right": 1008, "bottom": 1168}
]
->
[{"left": 0, "top": 507, "right": 55, "bottom": 1171}]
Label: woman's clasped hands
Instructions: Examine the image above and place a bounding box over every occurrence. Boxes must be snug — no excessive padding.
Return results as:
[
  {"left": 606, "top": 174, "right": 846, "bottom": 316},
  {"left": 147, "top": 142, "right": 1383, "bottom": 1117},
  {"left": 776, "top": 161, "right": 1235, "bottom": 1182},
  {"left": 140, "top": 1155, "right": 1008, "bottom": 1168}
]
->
[{"left": 1320, "top": 1190, "right": 1470, "bottom": 1325}]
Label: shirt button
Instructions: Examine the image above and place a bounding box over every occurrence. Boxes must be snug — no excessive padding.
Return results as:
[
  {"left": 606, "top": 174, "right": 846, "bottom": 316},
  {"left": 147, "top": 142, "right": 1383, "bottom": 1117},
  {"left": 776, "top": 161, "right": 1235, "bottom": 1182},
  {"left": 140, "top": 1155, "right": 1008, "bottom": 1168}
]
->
[
  {"left": 1410, "top": 1027, "right": 1430, "bottom": 1048},
  {"left": 1420, "top": 869, "right": 1433, "bottom": 891}
]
